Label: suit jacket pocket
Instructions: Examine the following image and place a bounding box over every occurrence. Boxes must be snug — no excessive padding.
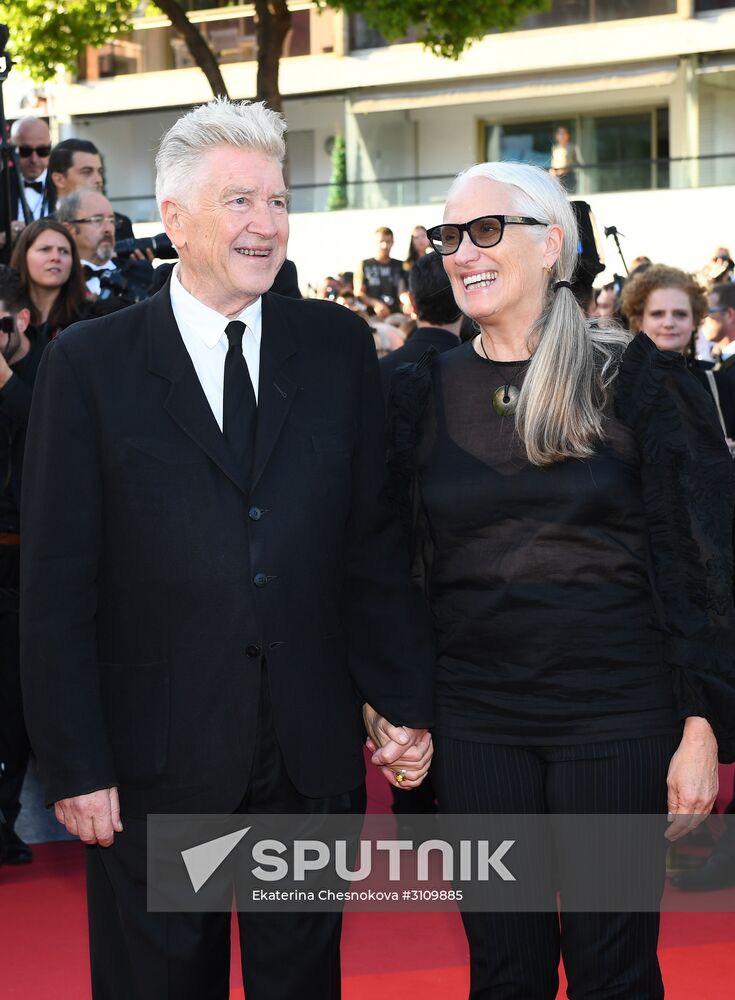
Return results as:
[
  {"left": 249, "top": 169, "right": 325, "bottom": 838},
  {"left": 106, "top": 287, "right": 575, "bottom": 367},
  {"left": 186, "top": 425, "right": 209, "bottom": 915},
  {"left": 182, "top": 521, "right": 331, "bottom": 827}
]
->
[{"left": 99, "top": 660, "right": 170, "bottom": 785}]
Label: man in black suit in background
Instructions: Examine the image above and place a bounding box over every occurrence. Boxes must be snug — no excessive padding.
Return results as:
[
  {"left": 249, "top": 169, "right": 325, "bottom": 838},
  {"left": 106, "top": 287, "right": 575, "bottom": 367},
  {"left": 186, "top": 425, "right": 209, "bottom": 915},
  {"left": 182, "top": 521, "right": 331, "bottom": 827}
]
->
[
  {"left": 21, "top": 99, "right": 434, "bottom": 999},
  {"left": 47, "top": 137, "right": 135, "bottom": 241},
  {"left": 379, "top": 249, "right": 462, "bottom": 397},
  {"left": 0, "top": 117, "right": 53, "bottom": 252},
  {"left": 700, "top": 281, "right": 735, "bottom": 446}
]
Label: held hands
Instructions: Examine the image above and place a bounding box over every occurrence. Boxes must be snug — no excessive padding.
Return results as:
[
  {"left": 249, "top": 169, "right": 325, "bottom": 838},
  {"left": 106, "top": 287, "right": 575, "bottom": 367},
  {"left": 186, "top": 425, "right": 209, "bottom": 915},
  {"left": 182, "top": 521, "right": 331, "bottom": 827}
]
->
[
  {"left": 363, "top": 703, "right": 433, "bottom": 790},
  {"left": 54, "top": 787, "right": 123, "bottom": 847},
  {"left": 665, "top": 717, "right": 719, "bottom": 842}
]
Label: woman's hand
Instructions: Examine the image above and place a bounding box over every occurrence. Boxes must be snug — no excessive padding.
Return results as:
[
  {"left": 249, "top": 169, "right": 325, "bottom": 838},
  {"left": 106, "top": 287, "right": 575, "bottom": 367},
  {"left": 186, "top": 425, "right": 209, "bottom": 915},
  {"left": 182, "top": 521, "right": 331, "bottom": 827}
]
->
[
  {"left": 363, "top": 703, "right": 433, "bottom": 789},
  {"left": 665, "top": 716, "right": 719, "bottom": 841}
]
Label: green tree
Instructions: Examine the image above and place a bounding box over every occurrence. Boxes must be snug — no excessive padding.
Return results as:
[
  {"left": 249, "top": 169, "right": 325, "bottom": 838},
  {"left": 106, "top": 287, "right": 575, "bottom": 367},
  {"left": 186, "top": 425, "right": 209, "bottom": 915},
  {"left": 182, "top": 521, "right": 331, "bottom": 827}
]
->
[
  {"left": 326, "top": 133, "right": 347, "bottom": 210},
  {"left": 0, "top": 1, "right": 139, "bottom": 81},
  {"left": 0, "top": 1, "right": 230, "bottom": 99},
  {"left": 321, "top": 1, "right": 548, "bottom": 59}
]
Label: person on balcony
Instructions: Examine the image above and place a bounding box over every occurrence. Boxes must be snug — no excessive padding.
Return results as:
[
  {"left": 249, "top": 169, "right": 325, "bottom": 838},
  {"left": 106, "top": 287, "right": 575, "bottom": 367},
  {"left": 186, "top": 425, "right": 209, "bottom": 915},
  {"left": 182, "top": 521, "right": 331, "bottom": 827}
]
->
[{"left": 548, "top": 125, "right": 583, "bottom": 194}]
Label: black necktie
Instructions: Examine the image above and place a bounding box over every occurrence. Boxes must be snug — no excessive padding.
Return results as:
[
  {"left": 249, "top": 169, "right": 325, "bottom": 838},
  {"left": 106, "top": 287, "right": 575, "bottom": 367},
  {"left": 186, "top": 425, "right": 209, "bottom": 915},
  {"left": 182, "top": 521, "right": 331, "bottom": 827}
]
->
[
  {"left": 24, "top": 180, "right": 44, "bottom": 194},
  {"left": 223, "top": 321, "right": 257, "bottom": 478}
]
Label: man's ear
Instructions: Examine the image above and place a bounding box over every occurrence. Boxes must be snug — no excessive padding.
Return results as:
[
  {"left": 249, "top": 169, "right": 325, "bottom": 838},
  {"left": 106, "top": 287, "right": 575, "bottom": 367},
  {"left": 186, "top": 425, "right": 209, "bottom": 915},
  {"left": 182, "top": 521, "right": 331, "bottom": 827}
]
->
[
  {"left": 160, "top": 198, "right": 186, "bottom": 252},
  {"left": 14, "top": 307, "right": 31, "bottom": 337},
  {"left": 51, "top": 171, "right": 66, "bottom": 193}
]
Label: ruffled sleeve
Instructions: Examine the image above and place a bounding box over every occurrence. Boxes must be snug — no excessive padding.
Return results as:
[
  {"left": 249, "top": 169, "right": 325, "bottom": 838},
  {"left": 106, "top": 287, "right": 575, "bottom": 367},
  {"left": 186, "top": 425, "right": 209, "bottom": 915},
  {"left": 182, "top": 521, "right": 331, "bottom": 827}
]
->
[
  {"left": 385, "top": 348, "right": 436, "bottom": 592},
  {"left": 615, "top": 333, "right": 735, "bottom": 761}
]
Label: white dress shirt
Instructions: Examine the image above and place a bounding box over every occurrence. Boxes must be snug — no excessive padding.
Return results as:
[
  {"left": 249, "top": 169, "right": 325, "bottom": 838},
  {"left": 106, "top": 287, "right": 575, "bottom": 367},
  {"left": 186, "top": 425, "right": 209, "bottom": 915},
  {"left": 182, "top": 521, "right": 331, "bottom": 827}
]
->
[
  {"left": 169, "top": 264, "right": 262, "bottom": 430},
  {"left": 81, "top": 258, "right": 116, "bottom": 297},
  {"left": 722, "top": 340, "right": 735, "bottom": 362},
  {"left": 18, "top": 168, "right": 48, "bottom": 221}
]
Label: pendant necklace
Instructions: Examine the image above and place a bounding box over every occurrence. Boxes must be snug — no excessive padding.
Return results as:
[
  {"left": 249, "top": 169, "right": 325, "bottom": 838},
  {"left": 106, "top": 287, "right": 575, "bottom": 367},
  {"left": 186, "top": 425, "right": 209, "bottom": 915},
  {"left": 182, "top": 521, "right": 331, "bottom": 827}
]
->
[{"left": 477, "top": 334, "right": 532, "bottom": 417}]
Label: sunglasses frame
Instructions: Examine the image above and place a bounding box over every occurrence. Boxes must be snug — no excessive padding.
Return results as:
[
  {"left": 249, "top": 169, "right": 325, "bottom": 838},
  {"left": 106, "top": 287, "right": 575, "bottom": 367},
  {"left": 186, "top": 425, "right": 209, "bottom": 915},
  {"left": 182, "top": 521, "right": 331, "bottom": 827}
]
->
[
  {"left": 16, "top": 144, "right": 52, "bottom": 158},
  {"left": 426, "top": 215, "right": 548, "bottom": 256}
]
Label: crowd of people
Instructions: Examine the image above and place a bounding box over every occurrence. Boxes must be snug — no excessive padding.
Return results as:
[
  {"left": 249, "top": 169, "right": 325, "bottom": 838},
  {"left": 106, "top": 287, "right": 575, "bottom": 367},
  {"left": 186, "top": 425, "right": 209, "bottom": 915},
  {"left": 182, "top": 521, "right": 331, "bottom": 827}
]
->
[{"left": 0, "top": 103, "right": 734, "bottom": 1000}]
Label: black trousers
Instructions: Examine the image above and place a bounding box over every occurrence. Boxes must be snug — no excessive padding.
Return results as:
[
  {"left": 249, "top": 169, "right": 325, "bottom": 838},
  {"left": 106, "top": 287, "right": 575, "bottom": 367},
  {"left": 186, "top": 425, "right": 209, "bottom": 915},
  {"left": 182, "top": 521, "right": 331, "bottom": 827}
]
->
[
  {"left": 86, "top": 666, "right": 366, "bottom": 1000},
  {"left": 434, "top": 733, "right": 680, "bottom": 1000},
  {"left": 0, "top": 543, "right": 29, "bottom": 829}
]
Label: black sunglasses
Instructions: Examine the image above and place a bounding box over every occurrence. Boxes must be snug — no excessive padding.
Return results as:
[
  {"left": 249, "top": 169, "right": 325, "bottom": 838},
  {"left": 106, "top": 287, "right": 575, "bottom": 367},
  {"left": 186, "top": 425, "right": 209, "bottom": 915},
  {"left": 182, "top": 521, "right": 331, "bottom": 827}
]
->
[
  {"left": 0, "top": 316, "right": 15, "bottom": 334},
  {"left": 426, "top": 215, "right": 548, "bottom": 256},
  {"left": 16, "top": 144, "right": 52, "bottom": 158}
]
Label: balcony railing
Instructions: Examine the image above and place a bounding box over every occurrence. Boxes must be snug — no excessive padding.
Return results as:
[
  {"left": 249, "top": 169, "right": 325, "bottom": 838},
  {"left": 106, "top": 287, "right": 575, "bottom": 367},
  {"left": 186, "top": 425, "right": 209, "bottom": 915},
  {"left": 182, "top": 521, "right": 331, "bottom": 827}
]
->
[{"left": 111, "top": 152, "right": 735, "bottom": 223}]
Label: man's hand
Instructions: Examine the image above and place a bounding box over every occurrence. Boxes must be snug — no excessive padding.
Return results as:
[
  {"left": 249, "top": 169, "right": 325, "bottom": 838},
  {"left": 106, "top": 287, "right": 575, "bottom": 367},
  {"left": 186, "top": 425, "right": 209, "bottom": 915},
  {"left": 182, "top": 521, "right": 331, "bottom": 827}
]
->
[
  {"left": 665, "top": 717, "right": 719, "bottom": 842},
  {"left": 363, "top": 704, "right": 433, "bottom": 789},
  {"left": 54, "top": 787, "right": 123, "bottom": 847}
]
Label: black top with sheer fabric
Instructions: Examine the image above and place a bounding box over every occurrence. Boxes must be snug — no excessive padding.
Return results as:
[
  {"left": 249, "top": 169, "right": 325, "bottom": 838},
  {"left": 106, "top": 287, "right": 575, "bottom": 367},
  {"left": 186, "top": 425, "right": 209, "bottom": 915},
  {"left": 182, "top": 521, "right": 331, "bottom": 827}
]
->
[{"left": 415, "top": 338, "right": 682, "bottom": 745}]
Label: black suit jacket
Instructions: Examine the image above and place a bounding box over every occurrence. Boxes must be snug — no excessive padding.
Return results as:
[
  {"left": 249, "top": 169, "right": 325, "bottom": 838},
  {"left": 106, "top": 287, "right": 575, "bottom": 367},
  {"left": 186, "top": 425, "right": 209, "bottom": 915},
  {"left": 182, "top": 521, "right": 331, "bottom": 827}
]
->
[
  {"left": 20, "top": 285, "right": 434, "bottom": 817},
  {"left": 379, "top": 326, "right": 459, "bottom": 398},
  {"left": 0, "top": 167, "right": 54, "bottom": 229},
  {"left": 696, "top": 355, "right": 735, "bottom": 439}
]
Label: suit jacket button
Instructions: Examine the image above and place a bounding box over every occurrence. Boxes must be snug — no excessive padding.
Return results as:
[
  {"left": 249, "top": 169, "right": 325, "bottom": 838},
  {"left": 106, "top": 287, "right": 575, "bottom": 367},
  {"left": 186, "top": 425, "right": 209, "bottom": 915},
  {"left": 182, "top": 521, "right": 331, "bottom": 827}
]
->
[
  {"left": 253, "top": 573, "right": 268, "bottom": 588},
  {"left": 246, "top": 644, "right": 261, "bottom": 658},
  {"left": 248, "top": 506, "right": 262, "bottom": 521}
]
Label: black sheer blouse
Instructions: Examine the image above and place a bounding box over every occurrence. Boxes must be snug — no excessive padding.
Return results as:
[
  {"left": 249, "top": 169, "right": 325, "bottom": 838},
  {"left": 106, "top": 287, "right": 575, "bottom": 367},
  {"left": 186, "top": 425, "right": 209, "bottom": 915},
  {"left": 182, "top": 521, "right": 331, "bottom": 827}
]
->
[{"left": 388, "top": 334, "right": 735, "bottom": 759}]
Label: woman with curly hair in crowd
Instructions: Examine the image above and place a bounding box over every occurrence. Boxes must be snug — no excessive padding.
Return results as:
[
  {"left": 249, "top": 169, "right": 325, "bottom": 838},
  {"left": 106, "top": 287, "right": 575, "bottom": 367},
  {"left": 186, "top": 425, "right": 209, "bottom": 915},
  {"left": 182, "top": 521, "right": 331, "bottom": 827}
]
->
[
  {"left": 620, "top": 263, "right": 735, "bottom": 448},
  {"left": 10, "top": 219, "right": 87, "bottom": 339}
]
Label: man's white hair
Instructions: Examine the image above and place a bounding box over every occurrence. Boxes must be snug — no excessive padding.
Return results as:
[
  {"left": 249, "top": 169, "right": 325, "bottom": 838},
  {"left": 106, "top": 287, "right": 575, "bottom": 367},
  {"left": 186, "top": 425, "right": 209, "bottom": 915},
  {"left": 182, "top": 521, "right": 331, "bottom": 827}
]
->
[{"left": 155, "top": 97, "right": 288, "bottom": 210}]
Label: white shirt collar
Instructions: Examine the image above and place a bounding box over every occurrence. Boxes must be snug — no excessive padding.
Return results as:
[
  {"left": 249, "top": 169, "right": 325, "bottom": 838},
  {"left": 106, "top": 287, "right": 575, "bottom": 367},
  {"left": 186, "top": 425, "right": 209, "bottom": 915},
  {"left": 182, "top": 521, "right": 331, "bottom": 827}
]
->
[
  {"left": 721, "top": 340, "right": 735, "bottom": 361},
  {"left": 170, "top": 263, "right": 262, "bottom": 349},
  {"left": 81, "top": 258, "right": 116, "bottom": 272},
  {"left": 23, "top": 168, "right": 47, "bottom": 187}
]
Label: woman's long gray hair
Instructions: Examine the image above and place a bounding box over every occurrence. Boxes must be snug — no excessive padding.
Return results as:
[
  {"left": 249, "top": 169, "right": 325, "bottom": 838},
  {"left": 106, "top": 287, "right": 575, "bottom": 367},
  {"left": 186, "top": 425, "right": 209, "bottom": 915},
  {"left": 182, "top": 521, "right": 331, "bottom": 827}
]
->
[{"left": 452, "top": 162, "right": 630, "bottom": 466}]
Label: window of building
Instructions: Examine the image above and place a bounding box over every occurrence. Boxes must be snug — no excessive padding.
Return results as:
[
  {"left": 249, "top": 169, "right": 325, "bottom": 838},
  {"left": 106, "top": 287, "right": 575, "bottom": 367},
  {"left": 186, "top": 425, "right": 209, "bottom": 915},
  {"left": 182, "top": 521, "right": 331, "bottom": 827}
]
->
[
  {"left": 349, "top": 1, "right": 676, "bottom": 50},
  {"left": 484, "top": 109, "right": 669, "bottom": 193},
  {"left": 696, "top": 1, "right": 735, "bottom": 11}
]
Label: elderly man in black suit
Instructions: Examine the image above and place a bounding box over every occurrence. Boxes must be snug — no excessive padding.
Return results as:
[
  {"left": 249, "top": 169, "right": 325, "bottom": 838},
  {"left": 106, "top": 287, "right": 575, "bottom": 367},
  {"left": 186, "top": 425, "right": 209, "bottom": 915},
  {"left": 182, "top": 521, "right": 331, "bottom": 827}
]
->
[{"left": 21, "top": 98, "right": 433, "bottom": 1000}]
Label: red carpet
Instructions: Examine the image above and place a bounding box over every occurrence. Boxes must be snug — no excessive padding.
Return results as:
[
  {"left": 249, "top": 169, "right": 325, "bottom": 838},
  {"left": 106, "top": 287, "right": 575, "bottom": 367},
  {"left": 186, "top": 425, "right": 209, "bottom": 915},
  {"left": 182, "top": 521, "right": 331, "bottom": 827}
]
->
[
  {"left": 4, "top": 847, "right": 732, "bottom": 1000},
  {"left": 2, "top": 762, "right": 734, "bottom": 998}
]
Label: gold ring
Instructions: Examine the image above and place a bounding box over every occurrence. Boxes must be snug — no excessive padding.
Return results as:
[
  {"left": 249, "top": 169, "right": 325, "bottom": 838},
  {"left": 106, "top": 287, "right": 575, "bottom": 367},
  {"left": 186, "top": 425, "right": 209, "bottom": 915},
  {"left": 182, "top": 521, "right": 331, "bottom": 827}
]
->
[{"left": 395, "top": 768, "right": 407, "bottom": 783}]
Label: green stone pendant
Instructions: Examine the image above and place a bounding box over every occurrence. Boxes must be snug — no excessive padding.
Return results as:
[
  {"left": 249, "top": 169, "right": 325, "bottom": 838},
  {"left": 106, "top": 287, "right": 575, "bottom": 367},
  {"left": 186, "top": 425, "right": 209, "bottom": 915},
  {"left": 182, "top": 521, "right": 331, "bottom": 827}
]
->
[{"left": 492, "top": 383, "right": 520, "bottom": 417}]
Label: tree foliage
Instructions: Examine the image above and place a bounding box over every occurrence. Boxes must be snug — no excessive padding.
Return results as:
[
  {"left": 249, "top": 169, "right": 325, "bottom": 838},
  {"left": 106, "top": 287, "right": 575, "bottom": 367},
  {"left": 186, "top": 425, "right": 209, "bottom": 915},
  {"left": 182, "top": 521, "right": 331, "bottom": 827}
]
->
[
  {"left": 321, "top": 0, "right": 549, "bottom": 59},
  {"left": 0, "top": 1, "right": 139, "bottom": 82}
]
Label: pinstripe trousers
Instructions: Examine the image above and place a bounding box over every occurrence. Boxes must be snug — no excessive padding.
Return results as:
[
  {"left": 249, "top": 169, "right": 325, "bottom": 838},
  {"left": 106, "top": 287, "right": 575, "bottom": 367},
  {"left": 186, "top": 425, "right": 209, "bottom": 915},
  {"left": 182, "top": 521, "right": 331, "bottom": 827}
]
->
[{"left": 434, "top": 733, "right": 681, "bottom": 1000}]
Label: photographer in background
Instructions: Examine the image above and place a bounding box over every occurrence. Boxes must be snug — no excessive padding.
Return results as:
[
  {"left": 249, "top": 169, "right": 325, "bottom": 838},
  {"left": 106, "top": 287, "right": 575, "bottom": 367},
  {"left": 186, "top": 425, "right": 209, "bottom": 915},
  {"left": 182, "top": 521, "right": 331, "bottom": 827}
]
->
[
  {"left": 0, "top": 266, "right": 46, "bottom": 865},
  {"left": 57, "top": 190, "right": 154, "bottom": 308}
]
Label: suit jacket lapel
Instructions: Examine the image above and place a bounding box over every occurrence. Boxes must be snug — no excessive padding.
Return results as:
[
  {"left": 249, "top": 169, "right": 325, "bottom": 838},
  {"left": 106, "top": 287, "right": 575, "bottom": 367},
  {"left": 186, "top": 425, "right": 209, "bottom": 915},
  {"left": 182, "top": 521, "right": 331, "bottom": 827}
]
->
[
  {"left": 145, "top": 284, "right": 251, "bottom": 495},
  {"left": 252, "top": 293, "right": 298, "bottom": 491}
]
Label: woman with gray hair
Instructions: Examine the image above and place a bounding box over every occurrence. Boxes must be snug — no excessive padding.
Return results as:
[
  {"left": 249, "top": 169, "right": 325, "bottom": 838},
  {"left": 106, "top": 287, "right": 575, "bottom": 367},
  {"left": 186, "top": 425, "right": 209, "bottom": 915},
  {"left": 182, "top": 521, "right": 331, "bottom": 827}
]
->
[{"left": 389, "top": 161, "right": 735, "bottom": 998}]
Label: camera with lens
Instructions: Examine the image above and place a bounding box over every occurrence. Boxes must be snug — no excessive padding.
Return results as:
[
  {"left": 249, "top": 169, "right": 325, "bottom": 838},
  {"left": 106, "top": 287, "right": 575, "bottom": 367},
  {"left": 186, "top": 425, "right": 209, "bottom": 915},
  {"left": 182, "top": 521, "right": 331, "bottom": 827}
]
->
[
  {"left": 99, "top": 259, "right": 154, "bottom": 305},
  {"left": 114, "top": 232, "right": 178, "bottom": 260}
]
